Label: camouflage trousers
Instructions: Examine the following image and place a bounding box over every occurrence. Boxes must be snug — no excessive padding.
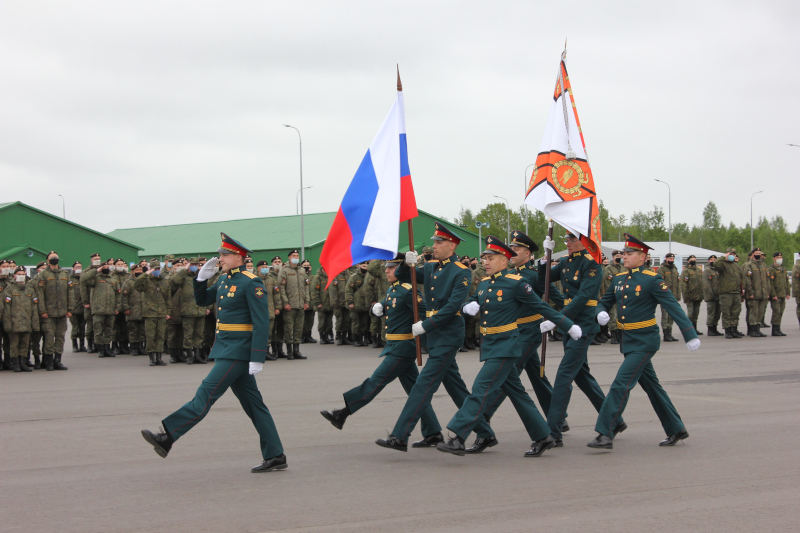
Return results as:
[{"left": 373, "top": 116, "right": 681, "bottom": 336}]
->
[
  {"left": 41, "top": 316, "right": 68, "bottom": 355},
  {"left": 316, "top": 310, "right": 333, "bottom": 335},
  {"left": 85, "top": 308, "right": 93, "bottom": 338},
  {"left": 144, "top": 317, "right": 166, "bottom": 353},
  {"left": 29, "top": 331, "right": 42, "bottom": 357},
  {"left": 127, "top": 320, "right": 145, "bottom": 343},
  {"left": 660, "top": 306, "right": 674, "bottom": 329},
  {"left": 113, "top": 313, "right": 128, "bottom": 343},
  {"left": 333, "top": 307, "right": 351, "bottom": 334},
  {"left": 370, "top": 315, "right": 381, "bottom": 338},
  {"left": 271, "top": 311, "right": 284, "bottom": 343},
  {"left": 167, "top": 322, "right": 183, "bottom": 349},
  {"left": 303, "top": 309, "right": 315, "bottom": 338},
  {"left": 608, "top": 304, "right": 618, "bottom": 332},
  {"left": 283, "top": 308, "right": 304, "bottom": 344},
  {"left": 770, "top": 298, "right": 786, "bottom": 326},
  {"left": 70, "top": 313, "right": 86, "bottom": 339},
  {"left": 705, "top": 299, "right": 721, "bottom": 327},
  {"left": 746, "top": 299, "right": 767, "bottom": 326},
  {"left": 350, "top": 310, "right": 369, "bottom": 336},
  {"left": 182, "top": 316, "right": 205, "bottom": 349},
  {"left": 719, "top": 293, "right": 742, "bottom": 329},
  {"left": 9, "top": 332, "right": 31, "bottom": 359},
  {"left": 685, "top": 301, "right": 702, "bottom": 324},
  {"left": 93, "top": 314, "right": 116, "bottom": 345}
]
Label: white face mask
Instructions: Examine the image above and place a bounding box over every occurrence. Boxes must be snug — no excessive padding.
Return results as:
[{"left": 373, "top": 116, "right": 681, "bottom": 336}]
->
[
  {"left": 290, "top": 258, "right": 299, "bottom": 265},
  {"left": 74, "top": 269, "right": 82, "bottom": 275},
  {"left": 91, "top": 259, "right": 101, "bottom": 266},
  {"left": 775, "top": 258, "right": 783, "bottom": 266},
  {"left": 174, "top": 266, "right": 185, "bottom": 272},
  {"left": 1, "top": 268, "right": 11, "bottom": 276},
  {"left": 246, "top": 266, "right": 254, "bottom": 272},
  {"left": 15, "top": 275, "right": 26, "bottom": 283},
  {"left": 116, "top": 267, "right": 125, "bottom": 273}
]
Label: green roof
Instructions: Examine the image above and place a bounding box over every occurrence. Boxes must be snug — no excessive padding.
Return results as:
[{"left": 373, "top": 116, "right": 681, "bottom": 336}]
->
[{"left": 108, "top": 212, "right": 338, "bottom": 257}]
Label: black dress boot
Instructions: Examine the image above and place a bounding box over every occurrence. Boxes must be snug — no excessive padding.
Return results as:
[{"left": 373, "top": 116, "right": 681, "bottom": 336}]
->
[
  {"left": 45, "top": 354, "right": 55, "bottom": 371},
  {"left": 353, "top": 334, "right": 365, "bottom": 347},
  {"left": 141, "top": 428, "right": 173, "bottom": 458},
  {"left": 97, "top": 344, "right": 107, "bottom": 358},
  {"left": 186, "top": 348, "right": 195, "bottom": 365},
  {"left": 149, "top": 353, "right": 157, "bottom": 366},
  {"left": 777, "top": 326, "right": 787, "bottom": 336},
  {"left": 53, "top": 353, "right": 68, "bottom": 370},
  {"left": 293, "top": 343, "right": 307, "bottom": 359},
  {"left": 12, "top": 357, "right": 21, "bottom": 372},
  {"left": 772, "top": 326, "right": 780, "bottom": 337},
  {"left": 285, "top": 343, "right": 294, "bottom": 360},
  {"left": 87, "top": 337, "right": 98, "bottom": 353},
  {"left": 111, "top": 342, "right": 120, "bottom": 356},
  {"left": 707, "top": 326, "right": 719, "bottom": 337},
  {"left": 319, "top": 332, "right": 330, "bottom": 345},
  {"left": 265, "top": 346, "right": 277, "bottom": 361},
  {"left": 335, "top": 332, "right": 343, "bottom": 345},
  {"left": 72, "top": 339, "right": 79, "bottom": 352},
  {"left": 610, "top": 329, "right": 619, "bottom": 344},
  {"left": 277, "top": 342, "right": 287, "bottom": 358},
  {"left": 724, "top": 327, "right": 734, "bottom": 339},
  {"left": 320, "top": 407, "right": 350, "bottom": 430},
  {"left": 79, "top": 337, "right": 87, "bottom": 352},
  {"left": 19, "top": 357, "right": 32, "bottom": 372},
  {"left": 194, "top": 348, "right": 206, "bottom": 364},
  {"left": 156, "top": 352, "right": 167, "bottom": 366},
  {"left": 307, "top": 333, "right": 317, "bottom": 344},
  {"left": 756, "top": 325, "right": 767, "bottom": 337}
]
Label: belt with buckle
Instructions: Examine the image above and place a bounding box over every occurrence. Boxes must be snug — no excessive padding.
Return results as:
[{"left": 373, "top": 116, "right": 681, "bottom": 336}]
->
[
  {"left": 216, "top": 323, "right": 253, "bottom": 331},
  {"left": 616, "top": 318, "right": 657, "bottom": 330},
  {"left": 480, "top": 323, "right": 518, "bottom": 335}
]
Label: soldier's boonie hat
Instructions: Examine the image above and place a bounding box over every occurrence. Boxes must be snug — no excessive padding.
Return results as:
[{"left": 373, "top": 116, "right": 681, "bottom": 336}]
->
[
  {"left": 256, "top": 260, "right": 268, "bottom": 267},
  {"left": 422, "top": 246, "right": 434, "bottom": 253},
  {"left": 198, "top": 256, "right": 207, "bottom": 262},
  {"left": 271, "top": 256, "right": 282, "bottom": 262},
  {"left": 623, "top": 233, "right": 652, "bottom": 253},
  {"left": 217, "top": 232, "right": 252, "bottom": 256},
  {"left": 483, "top": 236, "right": 516, "bottom": 259},
  {"left": 725, "top": 247, "right": 736, "bottom": 253},
  {"left": 509, "top": 230, "right": 539, "bottom": 252},
  {"left": 187, "top": 257, "right": 199, "bottom": 264},
  {"left": 385, "top": 253, "right": 405, "bottom": 267},
  {"left": 665, "top": 252, "right": 675, "bottom": 259},
  {"left": 149, "top": 258, "right": 161, "bottom": 268},
  {"left": 287, "top": 249, "right": 300, "bottom": 256},
  {"left": 430, "top": 222, "right": 462, "bottom": 244},
  {"left": 165, "top": 254, "right": 175, "bottom": 261}
]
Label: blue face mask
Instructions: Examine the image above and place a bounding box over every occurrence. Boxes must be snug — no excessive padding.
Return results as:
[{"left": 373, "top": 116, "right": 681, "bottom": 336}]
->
[
  {"left": 152, "top": 269, "right": 161, "bottom": 277},
  {"left": 290, "top": 258, "right": 299, "bottom": 265},
  {"left": 188, "top": 265, "right": 198, "bottom": 273},
  {"left": 260, "top": 267, "right": 269, "bottom": 275},
  {"left": 166, "top": 262, "right": 173, "bottom": 268},
  {"left": 727, "top": 255, "right": 735, "bottom": 262}
]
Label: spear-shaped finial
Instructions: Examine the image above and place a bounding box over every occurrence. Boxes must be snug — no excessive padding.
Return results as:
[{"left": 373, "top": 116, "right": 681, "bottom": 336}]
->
[{"left": 397, "top": 64, "right": 402, "bottom": 92}]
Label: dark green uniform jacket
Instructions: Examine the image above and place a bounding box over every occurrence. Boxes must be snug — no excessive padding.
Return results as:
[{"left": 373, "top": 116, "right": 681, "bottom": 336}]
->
[
  {"left": 379, "top": 271, "right": 426, "bottom": 359},
  {"left": 680, "top": 265, "right": 704, "bottom": 302},
  {"left": 769, "top": 263, "right": 789, "bottom": 298},
  {"left": 69, "top": 272, "right": 84, "bottom": 315},
  {"left": 35, "top": 267, "right": 74, "bottom": 317},
  {"left": 538, "top": 251, "right": 603, "bottom": 336},
  {"left": 710, "top": 259, "right": 742, "bottom": 294},
  {"left": 170, "top": 269, "right": 207, "bottom": 317},
  {"left": 658, "top": 263, "right": 681, "bottom": 302},
  {"left": 469, "top": 268, "right": 573, "bottom": 361},
  {"left": 599, "top": 267, "right": 698, "bottom": 353},
  {"left": 2, "top": 282, "right": 40, "bottom": 332},
  {"left": 311, "top": 268, "right": 332, "bottom": 311},
  {"left": 743, "top": 259, "right": 770, "bottom": 299},
  {"left": 397, "top": 254, "right": 471, "bottom": 349},
  {"left": 193, "top": 267, "right": 270, "bottom": 364},
  {"left": 84, "top": 269, "right": 121, "bottom": 315},
  {"left": 121, "top": 278, "right": 145, "bottom": 321},
  {"left": 703, "top": 265, "right": 719, "bottom": 301},
  {"left": 516, "top": 261, "right": 564, "bottom": 342},
  {"left": 133, "top": 274, "right": 171, "bottom": 317},
  {"left": 345, "top": 270, "right": 369, "bottom": 311}
]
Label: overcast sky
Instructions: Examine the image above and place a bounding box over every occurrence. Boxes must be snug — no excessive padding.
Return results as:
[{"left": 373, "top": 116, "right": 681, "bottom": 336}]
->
[{"left": 2, "top": 1, "right": 798, "bottom": 237}]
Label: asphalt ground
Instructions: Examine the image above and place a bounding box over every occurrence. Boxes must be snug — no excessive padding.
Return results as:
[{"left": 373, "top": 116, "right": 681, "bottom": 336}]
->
[{"left": 2, "top": 303, "right": 799, "bottom": 533}]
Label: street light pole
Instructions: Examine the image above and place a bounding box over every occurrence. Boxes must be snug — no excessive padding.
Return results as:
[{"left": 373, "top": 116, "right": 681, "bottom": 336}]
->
[
  {"left": 475, "top": 221, "right": 490, "bottom": 256},
  {"left": 284, "top": 124, "right": 305, "bottom": 260},
  {"left": 58, "top": 194, "right": 65, "bottom": 219},
  {"left": 653, "top": 179, "right": 671, "bottom": 253},
  {"left": 750, "top": 190, "right": 764, "bottom": 250},
  {"left": 524, "top": 163, "right": 535, "bottom": 234},
  {"left": 296, "top": 186, "right": 313, "bottom": 215},
  {"left": 493, "top": 195, "right": 511, "bottom": 242}
]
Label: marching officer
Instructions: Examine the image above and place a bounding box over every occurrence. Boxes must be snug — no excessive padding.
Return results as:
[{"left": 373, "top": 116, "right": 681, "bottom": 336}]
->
[
  {"left": 709, "top": 248, "right": 744, "bottom": 339},
  {"left": 438, "top": 236, "right": 578, "bottom": 457},
  {"left": 1, "top": 266, "right": 40, "bottom": 372},
  {"left": 311, "top": 265, "right": 334, "bottom": 345},
  {"left": 69, "top": 261, "right": 87, "bottom": 353},
  {"left": 703, "top": 255, "right": 722, "bottom": 336},
  {"left": 680, "top": 254, "right": 704, "bottom": 335},
  {"left": 141, "top": 233, "right": 287, "bottom": 473},
  {"left": 134, "top": 259, "right": 171, "bottom": 366},
  {"left": 743, "top": 248, "right": 770, "bottom": 337},
  {"left": 120, "top": 264, "right": 146, "bottom": 356},
  {"left": 589, "top": 234, "right": 698, "bottom": 450},
  {"left": 329, "top": 267, "right": 352, "bottom": 346},
  {"left": 277, "top": 249, "right": 309, "bottom": 359},
  {"left": 539, "top": 231, "right": 626, "bottom": 446},
  {"left": 658, "top": 252, "right": 681, "bottom": 342},
  {"left": 375, "top": 223, "right": 476, "bottom": 452},
  {"left": 768, "top": 252, "right": 789, "bottom": 336},
  {"left": 35, "top": 251, "right": 74, "bottom": 370},
  {"left": 320, "top": 254, "right": 441, "bottom": 436}
]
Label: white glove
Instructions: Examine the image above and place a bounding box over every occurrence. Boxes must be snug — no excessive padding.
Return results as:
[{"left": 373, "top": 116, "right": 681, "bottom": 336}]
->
[
  {"left": 597, "top": 311, "right": 610, "bottom": 326},
  {"left": 411, "top": 321, "right": 425, "bottom": 337},
  {"left": 568, "top": 325, "right": 582, "bottom": 340},
  {"left": 248, "top": 362, "right": 263, "bottom": 375},
  {"left": 543, "top": 236, "right": 556, "bottom": 252},
  {"left": 686, "top": 338, "right": 701, "bottom": 352},
  {"left": 405, "top": 251, "right": 419, "bottom": 265},
  {"left": 540, "top": 320, "right": 556, "bottom": 333},
  {"left": 462, "top": 301, "right": 480, "bottom": 316},
  {"left": 372, "top": 302, "right": 384, "bottom": 316},
  {"left": 197, "top": 257, "right": 219, "bottom": 282}
]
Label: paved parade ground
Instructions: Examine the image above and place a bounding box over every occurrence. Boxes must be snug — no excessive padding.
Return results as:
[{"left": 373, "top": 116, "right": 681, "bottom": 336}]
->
[{"left": 2, "top": 307, "right": 799, "bottom": 533}]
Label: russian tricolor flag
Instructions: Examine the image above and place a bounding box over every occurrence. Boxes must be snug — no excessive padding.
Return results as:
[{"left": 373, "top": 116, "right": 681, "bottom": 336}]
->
[{"left": 320, "top": 82, "right": 418, "bottom": 286}]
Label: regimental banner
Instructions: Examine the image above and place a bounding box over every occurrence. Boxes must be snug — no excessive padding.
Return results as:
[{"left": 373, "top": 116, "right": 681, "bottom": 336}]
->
[{"left": 525, "top": 50, "right": 602, "bottom": 262}]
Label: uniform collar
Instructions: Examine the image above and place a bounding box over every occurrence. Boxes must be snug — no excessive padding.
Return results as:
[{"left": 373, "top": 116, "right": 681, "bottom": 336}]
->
[
  {"left": 228, "top": 267, "right": 241, "bottom": 278},
  {"left": 572, "top": 251, "right": 582, "bottom": 257},
  {"left": 441, "top": 255, "right": 455, "bottom": 265},
  {"left": 392, "top": 281, "right": 400, "bottom": 287},
  {"left": 630, "top": 267, "right": 640, "bottom": 273}
]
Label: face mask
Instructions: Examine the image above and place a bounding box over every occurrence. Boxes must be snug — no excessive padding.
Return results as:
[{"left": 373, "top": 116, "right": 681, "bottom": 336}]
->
[
  {"left": 304, "top": 266, "right": 311, "bottom": 273},
  {"left": 727, "top": 255, "right": 735, "bottom": 262},
  {"left": 16, "top": 275, "right": 26, "bottom": 283},
  {"left": 775, "top": 258, "right": 783, "bottom": 266},
  {"left": 754, "top": 255, "right": 761, "bottom": 261},
  {"left": 260, "top": 267, "right": 269, "bottom": 275},
  {"left": 134, "top": 272, "right": 142, "bottom": 277},
  {"left": 142, "top": 266, "right": 149, "bottom": 273},
  {"left": 166, "top": 262, "right": 173, "bottom": 268},
  {"left": 49, "top": 257, "right": 59, "bottom": 265},
  {"left": 423, "top": 254, "right": 432, "bottom": 260},
  {"left": 174, "top": 266, "right": 185, "bottom": 272},
  {"left": 152, "top": 269, "right": 161, "bottom": 277},
  {"left": 689, "top": 260, "right": 696, "bottom": 266},
  {"left": 290, "top": 258, "right": 299, "bottom": 265},
  {"left": 665, "top": 259, "right": 674, "bottom": 265},
  {"left": 1, "top": 268, "right": 11, "bottom": 275},
  {"left": 615, "top": 258, "right": 622, "bottom": 263},
  {"left": 189, "top": 265, "right": 198, "bottom": 273},
  {"left": 645, "top": 260, "right": 651, "bottom": 266},
  {"left": 91, "top": 259, "right": 101, "bottom": 266},
  {"left": 470, "top": 264, "right": 476, "bottom": 270},
  {"left": 116, "top": 267, "right": 125, "bottom": 273},
  {"left": 74, "top": 269, "right": 82, "bottom": 275},
  {"left": 101, "top": 267, "right": 110, "bottom": 274},
  {"left": 246, "top": 266, "right": 254, "bottom": 272}
]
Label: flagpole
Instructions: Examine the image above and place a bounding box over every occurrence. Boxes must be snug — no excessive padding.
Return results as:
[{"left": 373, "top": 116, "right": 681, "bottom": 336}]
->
[{"left": 540, "top": 219, "right": 554, "bottom": 377}]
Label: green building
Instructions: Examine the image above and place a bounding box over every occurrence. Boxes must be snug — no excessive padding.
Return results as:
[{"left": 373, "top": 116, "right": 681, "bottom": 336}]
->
[
  {"left": 0, "top": 201, "right": 142, "bottom": 267},
  {"left": 107, "top": 210, "right": 479, "bottom": 268}
]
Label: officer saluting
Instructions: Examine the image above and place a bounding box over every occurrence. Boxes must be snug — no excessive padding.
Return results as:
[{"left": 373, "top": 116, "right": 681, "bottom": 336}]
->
[
  {"left": 141, "top": 233, "right": 286, "bottom": 473},
  {"left": 588, "top": 234, "right": 699, "bottom": 450}
]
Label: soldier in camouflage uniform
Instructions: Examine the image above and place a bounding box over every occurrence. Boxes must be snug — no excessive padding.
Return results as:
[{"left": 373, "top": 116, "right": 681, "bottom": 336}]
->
[
  {"left": 710, "top": 248, "right": 744, "bottom": 339},
  {"left": 134, "top": 258, "right": 171, "bottom": 366},
  {"left": 345, "top": 262, "right": 370, "bottom": 347},
  {"left": 602, "top": 250, "right": 625, "bottom": 344},
  {"left": 0, "top": 260, "right": 12, "bottom": 369},
  {"left": 658, "top": 253, "right": 681, "bottom": 342},
  {"left": 329, "top": 267, "right": 352, "bottom": 346},
  {"left": 83, "top": 260, "right": 122, "bottom": 359},
  {"left": 311, "top": 266, "right": 334, "bottom": 345},
  {"left": 26, "top": 262, "right": 46, "bottom": 369},
  {"left": 1, "top": 267, "right": 40, "bottom": 372},
  {"left": 300, "top": 259, "right": 317, "bottom": 344},
  {"left": 365, "top": 259, "right": 389, "bottom": 348},
  {"left": 266, "top": 256, "right": 286, "bottom": 357},
  {"left": 743, "top": 248, "right": 770, "bottom": 337},
  {"left": 768, "top": 252, "right": 789, "bottom": 336},
  {"left": 170, "top": 257, "right": 209, "bottom": 364},
  {"left": 164, "top": 256, "right": 186, "bottom": 362},
  {"left": 255, "top": 260, "right": 277, "bottom": 360},
  {"left": 34, "top": 251, "right": 74, "bottom": 371},
  {"left": 111, "top": 259, "right": 130, "bottom": 355},
  {"left": 680, "top": 254, "right": 704, "bottom": 336},
  {"left": 703, "top": 255, "right": 722, "bottom": 336},
  {"left": 793, "top": 255, "right": 800, "bottom": 328},
  {"left": 69, "top": 261, "right": 87, "bottom": 353},
  {"left": 200, "top": 257, "right": 222, "bottom": 358},
  {"left": 466, "top": 258, "right": 486, "bottom": 349},
  {"left": 277, "top": 249, "right": 309, "bottom": 360},
  {"left": 80, "top": 253, "right": 102, "bottom": 353},
  {"left": 121, "top": 264, "right": 146, "bottom": 355}
]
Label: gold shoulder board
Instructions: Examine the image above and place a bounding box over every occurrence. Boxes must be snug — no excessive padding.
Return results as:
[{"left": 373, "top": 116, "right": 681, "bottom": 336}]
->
[
  {"left": 615, "top": 271, "right": 628, "bottom": 276},
  {"left": 506, "top": 273, "right": 522, "bottom": 280},
  {"left": 242, "top": 271, "right": 258, "bottom": 279},
  {"left": 454, "top": 262, "right": 468, "bottom": 269},
  {"left": 643, "top": 270, "right": 657, "bottom": 276},
  {"left": 481, "top": 276, "right": 490, "bottom": 281},
  {"left": 401, "top": 283, "right": 412, "bottom": 290}
]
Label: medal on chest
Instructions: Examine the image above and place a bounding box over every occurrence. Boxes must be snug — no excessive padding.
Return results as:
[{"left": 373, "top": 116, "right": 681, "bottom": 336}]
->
[
  {"left": 497, "top": 289, "right": 503, "bottom": 302},
  {"left": 227, "top": 285, "right": 237, "bottom": 298},
  {"left": 635, "top": 285, "right": 641, "bottom": 296}
]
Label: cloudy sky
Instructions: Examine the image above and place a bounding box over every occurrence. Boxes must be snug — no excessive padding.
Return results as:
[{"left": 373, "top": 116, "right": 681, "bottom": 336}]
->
[{"left": 2, "top": 1, "right": 798, "bottom": 236}]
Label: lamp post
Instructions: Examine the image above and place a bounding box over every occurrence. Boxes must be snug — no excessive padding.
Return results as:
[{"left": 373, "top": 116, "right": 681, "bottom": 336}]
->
[
  {"left": 284, "top": 124, "right": 305, "bottom": 260},
  {"left": 524, "top": 163, "right": 535, "bottom": 234},
  {"left": 57, "top": 194, "right": 65, "bottom": 219},
  {"left": 750, "top": 190, "right": 763, "bottom": 250},
  {"left": 475, "top": 221, "right": 490, "bottom": 255},
  {"left": 296, "top": 186, "right": 313, "bottom": 215},
  {"left": 653, "top": 179, "right": 672, "bottom": 253},
  {"left": 493, "top": 195, "right": 511, "bottom": 242}
]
